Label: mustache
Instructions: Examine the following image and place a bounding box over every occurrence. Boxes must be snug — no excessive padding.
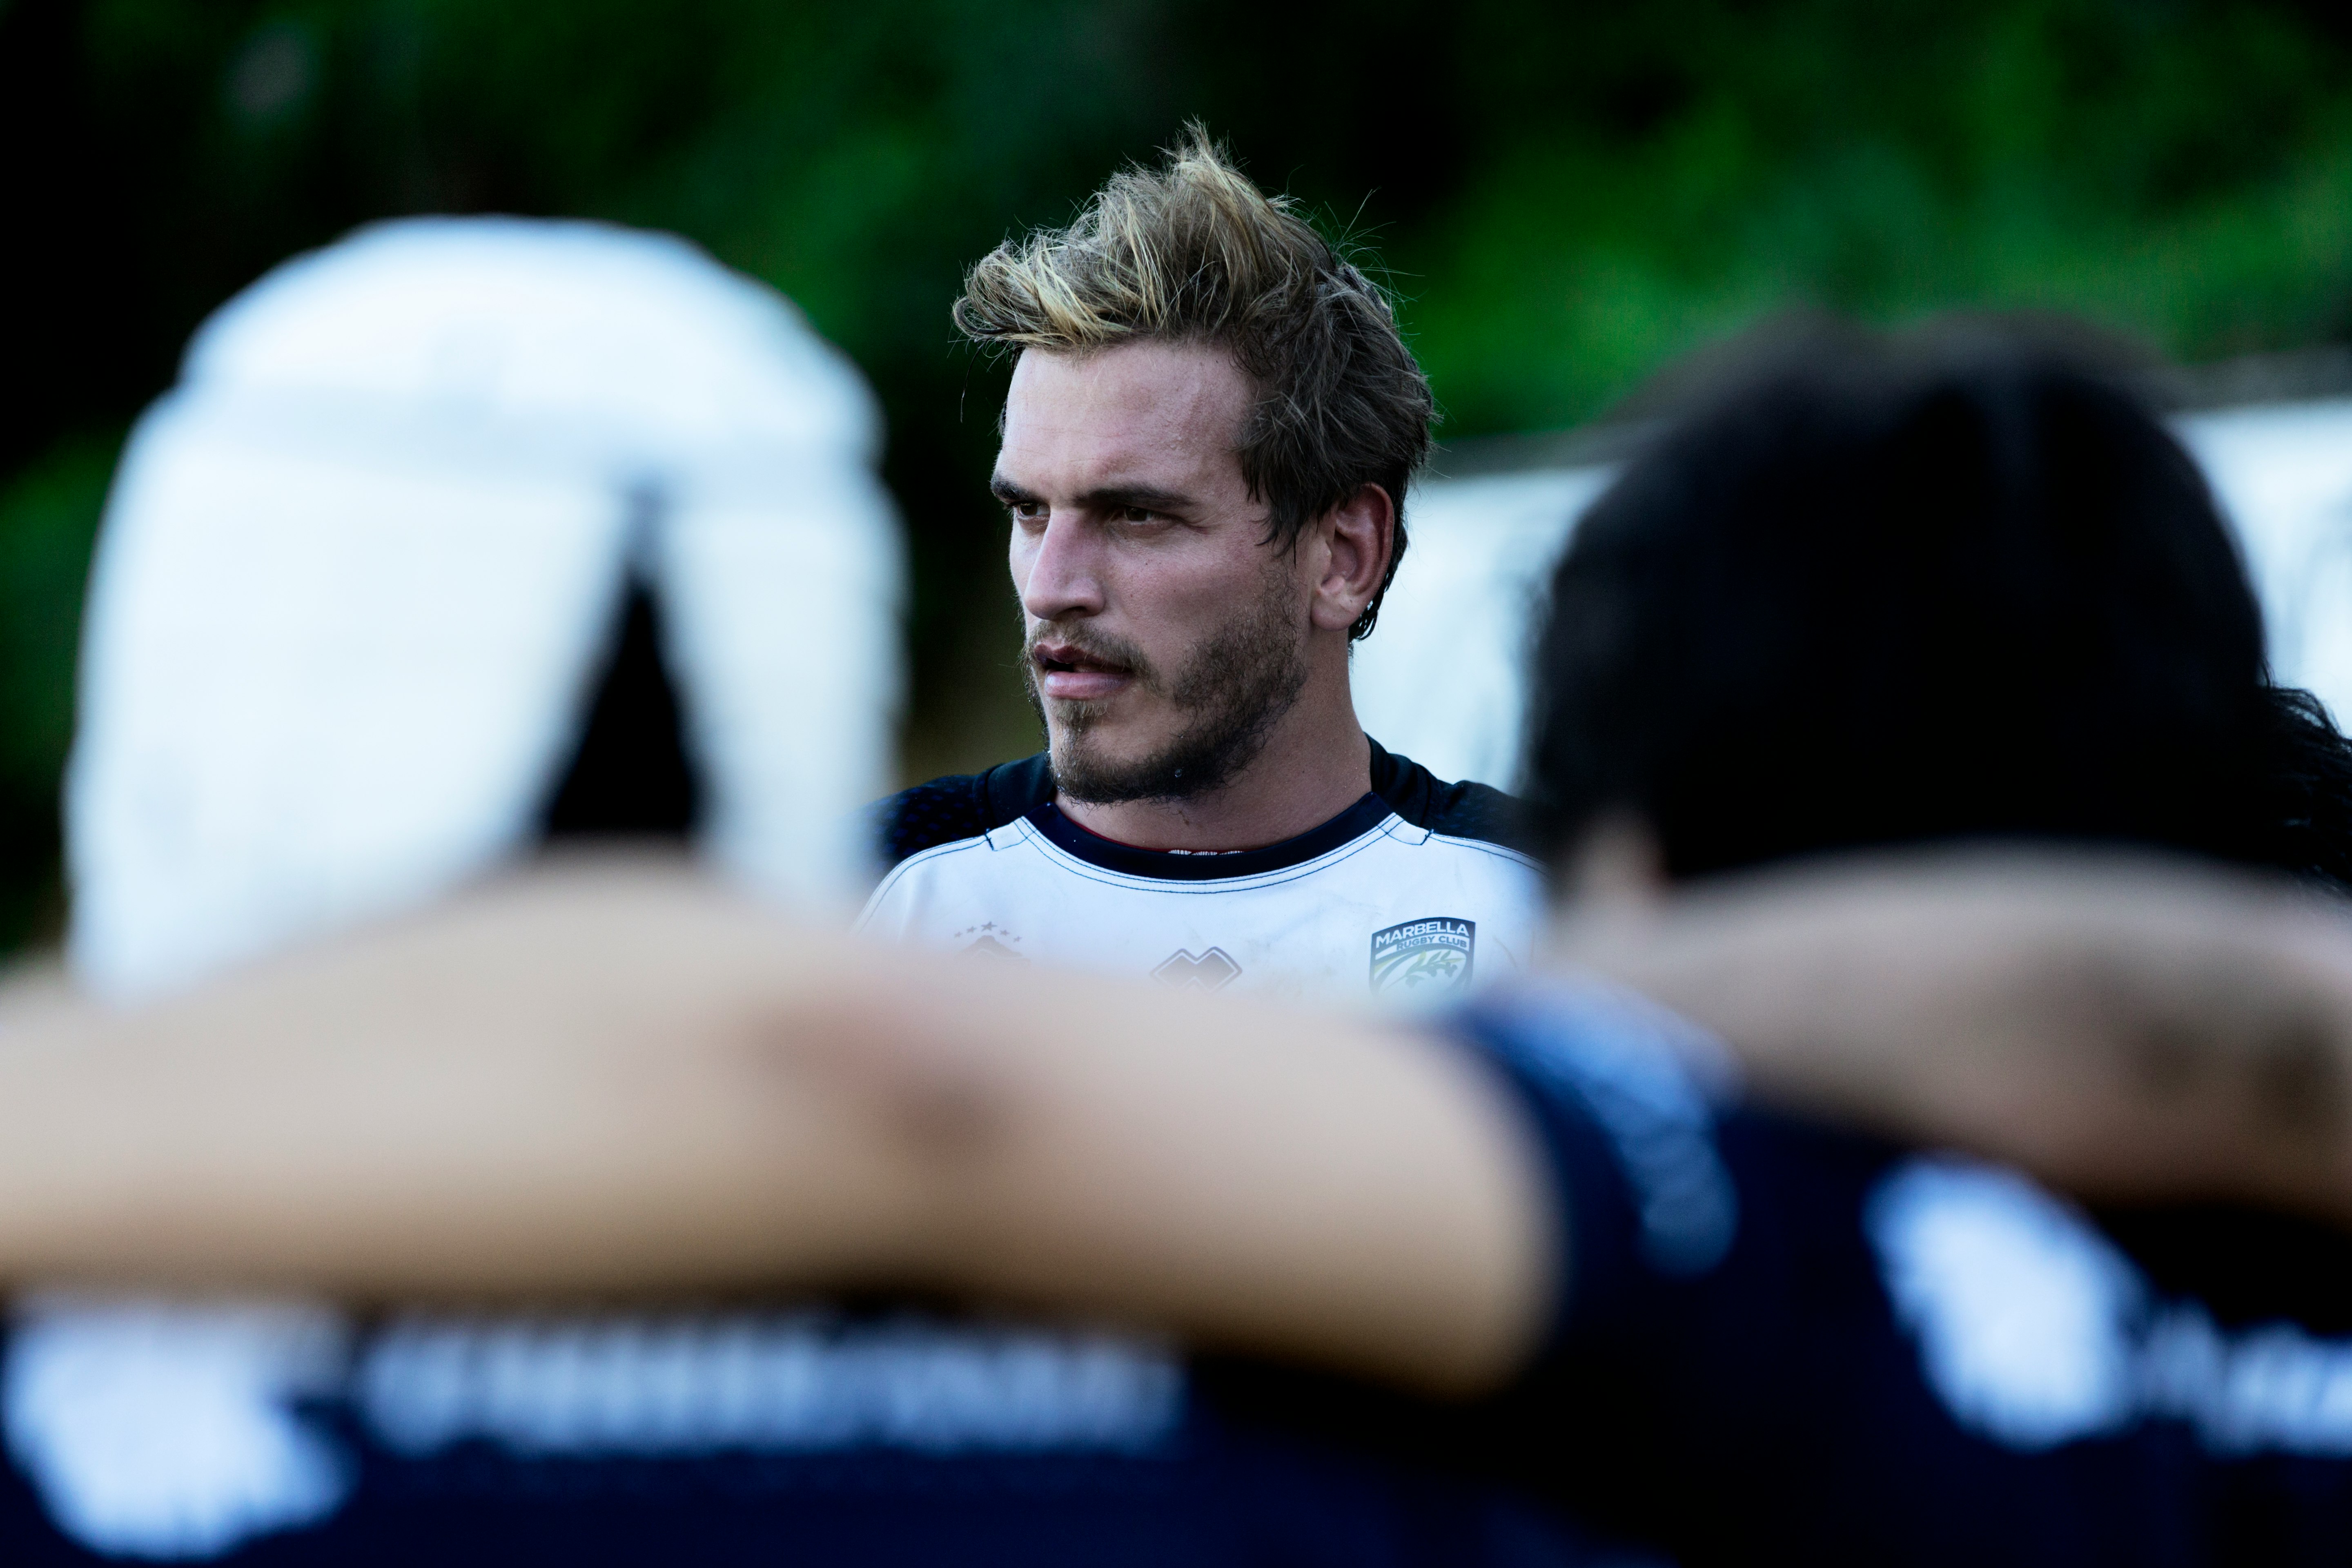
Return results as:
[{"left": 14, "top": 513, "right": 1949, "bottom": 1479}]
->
[{"left": 1024, "top": 624, "right": 1156, "bottom": 686}]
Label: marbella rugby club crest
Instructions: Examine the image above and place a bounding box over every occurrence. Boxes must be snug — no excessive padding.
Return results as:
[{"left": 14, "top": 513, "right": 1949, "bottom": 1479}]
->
[{"left": 1368, "top": 917, "right": 1474, "bottom": 995}]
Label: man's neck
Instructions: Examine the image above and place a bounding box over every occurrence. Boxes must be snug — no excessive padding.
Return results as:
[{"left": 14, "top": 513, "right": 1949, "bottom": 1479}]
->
[{"left": 1056, "top": 680, "right": 1374, "bottom": 853}]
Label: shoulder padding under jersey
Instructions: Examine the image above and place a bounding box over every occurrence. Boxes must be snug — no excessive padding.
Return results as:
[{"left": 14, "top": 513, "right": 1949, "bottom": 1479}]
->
[{"left": 869, "top": 739, "right": 1532, "bottom": 876}]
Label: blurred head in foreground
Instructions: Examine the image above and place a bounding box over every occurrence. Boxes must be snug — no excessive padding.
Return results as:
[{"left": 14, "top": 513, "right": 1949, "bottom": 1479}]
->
[
  {"left": 957, "top": 125, "right": 1431, "bottom": 804},
  {"left": 67, "top": 217, "right": 902, "bottom": 1000},
  {"left": 1529, "top": 322, "right": 2352, "bottom": 890}
]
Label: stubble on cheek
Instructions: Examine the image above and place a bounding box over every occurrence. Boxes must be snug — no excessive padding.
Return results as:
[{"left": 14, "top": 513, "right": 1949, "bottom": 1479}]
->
[{"left": 1035, "top": 564, "right": 1308, "bottom": 805}]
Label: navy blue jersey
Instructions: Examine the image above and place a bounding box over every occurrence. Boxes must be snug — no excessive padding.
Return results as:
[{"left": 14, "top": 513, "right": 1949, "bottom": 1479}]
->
[
  {"left": 1452, "top": 981, "right": 2352, "bottom": 1567},
  {"left": 0, "top": 1303, "right": 1626, "bottom": 1566}
]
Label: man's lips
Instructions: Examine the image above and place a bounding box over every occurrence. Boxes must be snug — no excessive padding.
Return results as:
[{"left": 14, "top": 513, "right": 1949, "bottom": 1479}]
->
[{"left": 1032, "top": 643, "right": 1135, "bottom": 702}]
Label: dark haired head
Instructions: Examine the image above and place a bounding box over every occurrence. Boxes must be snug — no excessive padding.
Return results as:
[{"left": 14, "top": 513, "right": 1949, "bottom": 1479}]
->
[{"left": 1527, "top": 324, "right": 2352, "bottom": 891}]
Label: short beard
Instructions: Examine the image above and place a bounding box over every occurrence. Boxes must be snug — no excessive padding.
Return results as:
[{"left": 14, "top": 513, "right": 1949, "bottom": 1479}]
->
[{"left": 1026, "top": 573, "right": 1310, "bottom": 806}]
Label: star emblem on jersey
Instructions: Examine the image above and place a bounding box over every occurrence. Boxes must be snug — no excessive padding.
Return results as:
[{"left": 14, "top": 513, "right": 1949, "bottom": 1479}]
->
[
  {"left": 1152, "top": 947, "right": 1242, "bottom": 991},
  {"left": 1369, "top": 918, "right": 1475, "bottom": 995}
]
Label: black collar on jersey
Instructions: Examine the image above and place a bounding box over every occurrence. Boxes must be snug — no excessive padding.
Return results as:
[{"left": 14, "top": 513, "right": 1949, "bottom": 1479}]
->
[
  {"left": 1024, "top": 792, "right": 1394, "bottom": 881},
  {"left": 871, "top": 737, "right": 1533, "bottom": 877}
]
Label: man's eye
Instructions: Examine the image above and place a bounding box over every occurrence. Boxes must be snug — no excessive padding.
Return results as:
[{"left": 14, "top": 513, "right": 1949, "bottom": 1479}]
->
[
  {"left": 1114, "top": 506, "right": 1157, "bottom": 525},
  {"left": 1009, "top": 501, "right": 1047, "bottom": 523}
]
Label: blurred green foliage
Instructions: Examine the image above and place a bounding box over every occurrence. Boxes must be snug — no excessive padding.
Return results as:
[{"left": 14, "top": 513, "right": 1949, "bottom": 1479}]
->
[
  {"left": 3, "top": 0, "right": 2352, "bottom": 944},
  {"left": 1403, "top": 1, "right": 2352, "bottom": 432},
  {"left": 0, "top": 437, "right": 118, "bottom": 945}
]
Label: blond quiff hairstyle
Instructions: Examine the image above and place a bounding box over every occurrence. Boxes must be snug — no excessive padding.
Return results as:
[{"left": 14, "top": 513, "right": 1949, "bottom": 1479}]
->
[{"left": 955, "top": 126, "right": 1433, "bottom": 639}]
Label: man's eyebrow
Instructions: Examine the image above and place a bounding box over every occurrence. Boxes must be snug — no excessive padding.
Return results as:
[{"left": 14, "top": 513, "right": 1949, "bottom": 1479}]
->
[
  {"left": 987, "top": 477, "right": 1199, "bottom": 515},
  {"left": 1076, "top": 484, "right": 1195, "bottom": 515}
]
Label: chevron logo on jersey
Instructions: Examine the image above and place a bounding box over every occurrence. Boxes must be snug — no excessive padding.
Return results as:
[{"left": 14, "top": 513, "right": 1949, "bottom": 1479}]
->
[
  {"left": 1370, "top": 918, "right": 1474, "bottom": 995},
  {"left": 1153, "top": 947, "right": 1242, "bottom": 991}
]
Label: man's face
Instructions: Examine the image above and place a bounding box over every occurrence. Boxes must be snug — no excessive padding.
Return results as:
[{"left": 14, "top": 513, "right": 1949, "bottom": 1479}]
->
[{"left": 996, "top": 341, "right": 1310, "bottom": 803}]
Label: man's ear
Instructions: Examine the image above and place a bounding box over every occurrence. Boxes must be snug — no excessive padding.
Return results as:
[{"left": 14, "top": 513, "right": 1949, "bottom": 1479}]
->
[{"left": 1309, "top": 483, "right": 1395, "bottom": 633}]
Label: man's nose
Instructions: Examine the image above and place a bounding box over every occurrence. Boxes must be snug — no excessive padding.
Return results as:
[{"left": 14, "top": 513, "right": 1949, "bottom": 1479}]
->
[{"left": 1015, "top": 514, "right": 1107, "bottom": 622}]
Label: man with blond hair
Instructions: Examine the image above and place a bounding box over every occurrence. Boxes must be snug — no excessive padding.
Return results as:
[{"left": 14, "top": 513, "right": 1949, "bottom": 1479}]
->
[{"left": 862, "top": 130, "right": 1543, "bottom": 1005}]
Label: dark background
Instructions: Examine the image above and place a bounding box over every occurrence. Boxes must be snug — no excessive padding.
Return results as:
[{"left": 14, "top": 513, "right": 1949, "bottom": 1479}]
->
[{"left": 7, "top": 0, "right": 2352, "bottom": 946}]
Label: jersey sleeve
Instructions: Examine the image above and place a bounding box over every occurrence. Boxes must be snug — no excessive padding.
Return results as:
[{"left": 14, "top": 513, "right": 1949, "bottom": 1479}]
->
[
  {"left": 869, "top": 775, "right": 989, "bottom": 873},
  {"left": 1365, "top": 739, "right": 1537, "bottom": 857},
  {"left": 1439, "top": 985, "right": 1877, "bottom": 1557},
  {"left": 1452, "top": 983, "right": 1744, "bottom": 1350},
  {"left": 866, "top": 754, "right": 1057, "bottom": 881},
  {"left": 1182, "top": 985, "right": 1765, "bottom": 1548},
  {"left": 1443, "top": 985, "right": 2270, "bottom": 1566}
]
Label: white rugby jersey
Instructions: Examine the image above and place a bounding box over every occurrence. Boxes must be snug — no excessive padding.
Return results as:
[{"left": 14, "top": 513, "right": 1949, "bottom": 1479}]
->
[{"left": 858, "top": 741, "right": 1546, "bottom": 1008}]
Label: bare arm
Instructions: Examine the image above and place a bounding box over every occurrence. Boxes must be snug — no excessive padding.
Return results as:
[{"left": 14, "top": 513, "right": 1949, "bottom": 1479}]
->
[
  {"left": 0, "top": 853, "right": 1556, "bottom": 1396},
  {"left": 4, "top": 846, "right": 2352, "bottom": 1403},
  {"left": 1559, "top": 848, "right": 2352, "bottom": 1223}
]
